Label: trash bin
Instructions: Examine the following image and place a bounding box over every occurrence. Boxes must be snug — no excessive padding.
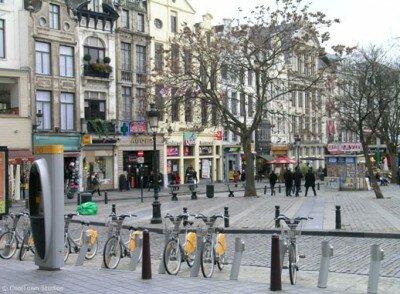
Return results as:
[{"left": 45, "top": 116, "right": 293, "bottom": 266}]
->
[
  {"left": 80, "top": 193, "right": 92, "bottom": 204},
  {"left": 206, "top": 184, "right": 214, "bottom": 198}
]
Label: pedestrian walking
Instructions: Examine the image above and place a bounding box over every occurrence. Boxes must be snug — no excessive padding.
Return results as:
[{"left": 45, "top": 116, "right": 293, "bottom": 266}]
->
[
  {"left": 284, "top": 168, "right": 293, "bottom": 196},
  {"left": 233, "top": 170, "right": 240, "bottom": 187},
  {"left": 305, "top": 168, "right": 317, "bottom": 196},
  {"left": 269, "top": 171, "right": 278, "bottom": 196},
  {"left": 240, "top": 170, "right": 246, "bottom": 188},
  {"left": 294, "top": 167, "right": 303, "bottom": 197},
  {"left": 91, "top": 173, "right": 101, "bottom": 197}
]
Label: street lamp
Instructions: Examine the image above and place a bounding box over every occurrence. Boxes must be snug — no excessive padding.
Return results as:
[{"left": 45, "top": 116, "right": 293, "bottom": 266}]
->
[
  {"left": 147, "top": 103, "right": 162, "bottom": 224},
  {"left": 294, "top": 135, "right": 301, "bottom": 166}
]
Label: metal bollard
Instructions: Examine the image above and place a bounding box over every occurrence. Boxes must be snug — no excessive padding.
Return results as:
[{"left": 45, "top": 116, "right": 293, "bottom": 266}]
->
[
  {"left": 367, "top": 244, "right": 384, "bottom": 294},
  {"left": 104, "top": 191, "right": 108, "bottom": 204},
  {"left": 77, "top": 193, "right": 81, "bottom": 205},
  {"left": 190, "top": 235, "right": 204, "bottom": 277},
  {"left": 224, "top": 207, "right": 230, "bottom": 228},
  {"left": 183, "top": 207, "right": 188, "bottom": 219},
  {"left": 230, "top": 238, "right": 245, "bottom": 280},
  {"left": 75, "top": 232, "right": 90, "bottom": 266},
  {"left": 275, "top": 206, "right": 280, "bottom": 228},
  {"left": 335, "top": 206, "right": 341, "bottom": 229},
  {"left": 278, "top": 185, "right": 281, "bottom": 193},
  {"left": 112, "top": 204, "right": 116, "bottom": 215},
  {"left": 318, "top": 240, "right": 334, "bottom": 288},
  {"left": 317, "top": 182, "right": 320, "bottom": 190},
  {"left": 270, "top": 234, "right": 282, "bottom": 291},
  {"left": 279, "top": 238, "right": 287, "bottom": 271},
  {"left": 141, "top": 230, "right": 152, "bottom": 279},
  {"left": 264, "top": 185, "right": 267, "bottom": 195}
]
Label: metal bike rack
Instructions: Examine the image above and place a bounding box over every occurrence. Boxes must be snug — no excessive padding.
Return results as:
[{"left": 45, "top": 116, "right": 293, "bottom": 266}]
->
[
  {"left": 189, "top": 235, "right": 204, "bottom": 277},
  {"left": 75, "top": 231, "right": 90, "bottom": 266},
  {"left": 367, "top": 244, "right": 384, "bottom": 294},
  {"left": 230, "top": 237, "right": 245, "bottom": 280},
  {"left": 129, "top": 234, "right": 143, "bottom": 271},
  {"left": 317, "top": 240, "right": 334, "bottom": 288}
]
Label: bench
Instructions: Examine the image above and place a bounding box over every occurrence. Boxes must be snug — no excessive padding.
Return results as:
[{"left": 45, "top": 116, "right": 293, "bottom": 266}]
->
[{"left": 168, "top": 183, "right": 198, "bottom": 201}]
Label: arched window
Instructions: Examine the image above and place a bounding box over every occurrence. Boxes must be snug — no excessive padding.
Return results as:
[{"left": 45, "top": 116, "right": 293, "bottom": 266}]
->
[{"left": 84, "top": 37, "right": 105, "bottom": 64}]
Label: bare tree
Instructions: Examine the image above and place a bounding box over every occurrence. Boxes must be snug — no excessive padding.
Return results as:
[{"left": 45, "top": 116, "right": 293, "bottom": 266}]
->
[
  {"left": 153, "top": 0, "right": 338, "bottom": 196},
  {"left": 335, "top": 46, "right": 395, "bottom": 199}
]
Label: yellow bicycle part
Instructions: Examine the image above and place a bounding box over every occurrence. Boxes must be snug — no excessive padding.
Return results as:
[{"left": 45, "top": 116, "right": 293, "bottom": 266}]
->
[
  {"left": 216, "top": 233, "right": 226, "bottom": 256},
  {"left": 84, "top": 229, "right": 98, "bottom": 246},
  {"left": 129, "top": 231, "right": 143, "bottom": 252},
  {"left": 184, "top": 232, "right": 197, "bottom": 254}
]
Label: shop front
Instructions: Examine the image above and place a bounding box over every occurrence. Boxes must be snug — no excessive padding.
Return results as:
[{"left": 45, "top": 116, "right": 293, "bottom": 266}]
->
[
  {"left": 223, "top": 146, "right": 241, "bottom": 181},
  {"left": 8, "top": 149, "right": 34, "bottom": 201}
]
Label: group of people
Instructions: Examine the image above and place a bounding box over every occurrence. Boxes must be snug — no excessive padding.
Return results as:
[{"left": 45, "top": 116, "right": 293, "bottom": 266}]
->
[
  {"left": 233, "top": 170, "right": 246, "bottom": 187},
  {"left": 268, "top": 167, "right": 317, "bottom": 197}
]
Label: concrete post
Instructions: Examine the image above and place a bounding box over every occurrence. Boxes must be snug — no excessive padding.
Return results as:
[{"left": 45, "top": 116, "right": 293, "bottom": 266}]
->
[
  {"left": 279, "top": 238, "right": 287, "bottom": 271},
  {"left": 190, "top": 235, "right": 204, "bottom": 277},
  {"left": 75, "top": 231, "right": 90, "bottom": 266},
  {"left": 158, "top": 232, "right": 169, "bottom": 274},
  {"left": 317, "top": 240, "right": 334, "bottom": 288},
  {"left": 367, "top": 244, "right": 384, "bottom": 294},
  {"left": 230, "top": 238, "right": 245, "bottom": 280},
  {"left": 129, "top": 233, "right": 143, "bottom": 271}
]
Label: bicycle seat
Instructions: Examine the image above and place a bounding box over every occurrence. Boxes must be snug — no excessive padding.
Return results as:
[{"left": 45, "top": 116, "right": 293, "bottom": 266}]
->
[
  {"left": 216, "top": 227, "right": 224, "bottom": 233},
  {"left": 183, "top": 220, "right": 194, "bottom": 227}
]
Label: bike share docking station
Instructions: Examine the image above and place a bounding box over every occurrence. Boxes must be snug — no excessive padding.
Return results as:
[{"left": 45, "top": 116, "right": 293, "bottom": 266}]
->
[{"left": 29, "top": 145, "right": 64, "bottom": 270}]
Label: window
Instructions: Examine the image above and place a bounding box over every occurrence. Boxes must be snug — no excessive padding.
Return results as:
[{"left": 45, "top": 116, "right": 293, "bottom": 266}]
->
[
  {"left": 136, "top": 45, "right": 146, "bottom": 83},
  {"left": 248, "top": 95, "right": 253, "bottom": 117},
  {"left": 121, "top": 86, "right": 131, "bottom": 121},
  {"left": 84, "top": 37, "right": 105, "bottom": 64},
  {"left": 184, "top": 49, "right": 192, "bottom": 74},
  {"left": 89, "top": 0, "right": 100, "bottom": 12},
  {"left": 201, "top": 100, "right": 208, "bottom": 124},
  {"left": 170, "top": 14, "right": 177, "bottom": 33},
  {"left": 171, "top": 90, "right": 179, "bottom": 122},
  {"left": 121, "top": 42, "right": 131, "bottom": 70},
  {"left": 223, "top": 127, "right": 229, "bottom": 141},
  {"left": 137, "top": 13, "right": 144, "bottom": 32},
  {"left": 59, "top": 46, "right": 74, "bottom": 77},
  {"left": 60, "top": 93, "right": 74, "bottom": 131},
  {"left": 184, "top": 92, "right": 193, "bottom": 122},
  {"left": 36, "top": 91, "right": 52, "bottom": 130},
  {"left": 231, "top": 92, "right": 238, "bottom": 115},
  {"left": 154, "top": 19, "right": 163, "bottom": 29},
  {"left": 298, "top": 91, "right": 303, "bottom": 107},
  {"left": 155, "top": 85, "right": 164, "bottom": 120},
  {"left": 35, "top": 42, "right": 51, "bottom": 75},
  {"left": 122, "top": 9, "right": 129, "bottom": 28},
  {"left": 84, "top": 92, "right": 106, "bottom": 120},
  {"left": 0, "top": 19, "right": 4, "bottom": 58},
  {"left": 240, "top": 93, "right": 245, "bottom": 116},
  {"left": 171, "top": 44, "right": 179, "bottom": 74},
  {"left": 232, "top": 129, "right": 238, "bottom": 142},
  {"left": 221, "top": 63, "right": 228, "bottom": 80},
  {"left": 154, "top": 43, "right": 163, "bottom": 72},
  {"left": 291, "top": 90, "right": 296, "bottom": 107},
  {"left": 247, "top": 69, "right": 253, "bottom": 86},
  {"left": 49, "top": 4, "right": 60, "bottom": 30},
  {"left": 135, "top": 88, "right": 145, "bottom": 119}
]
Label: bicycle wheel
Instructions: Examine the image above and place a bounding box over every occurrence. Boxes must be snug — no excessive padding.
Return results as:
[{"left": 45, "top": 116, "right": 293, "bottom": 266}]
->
[
  {"left": 0, "top": 232, "right": 17, "bottom": 259},
  {"left": 163, "top": 239, "right": 182, "bottom": 275},
  {"left": 85, "top": 238, "right": 98, "bottom": 260},
  {"left": 19, "top": 232, "right": 30, "bottom": 261},
  {"left": 288, "top": 243, "right": 298, "bottom": 285},
  {"left": 64, "top": 236, "right": 70, "bottom": 262},
  {"left": 217, "top": 253, "right": 225, "bottom": 270},
  {"left": 103, "top": 236, "right": 122, "bottom": 269},
  {"left": 201, "top": 241, "right": 215, "bottom": 278}
]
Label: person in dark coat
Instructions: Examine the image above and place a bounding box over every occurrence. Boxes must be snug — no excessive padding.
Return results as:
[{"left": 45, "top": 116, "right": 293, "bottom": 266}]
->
[
  {"left": 269, "top": 171, "right": 278, "bottom": 196},
  {"left": 305, "top": 168, "right": 317, "bottom": 196},
  {"left": 294, "top": 167, "right": 303, "bottom": 197},
  {"left": 284, "top": 168, "right": 293, "bottom": 196}
]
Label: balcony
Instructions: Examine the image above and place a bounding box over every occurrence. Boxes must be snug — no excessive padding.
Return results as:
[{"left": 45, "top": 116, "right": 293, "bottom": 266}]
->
[{"left": 84, "top": 64, "right": 112, "bottom": 79}]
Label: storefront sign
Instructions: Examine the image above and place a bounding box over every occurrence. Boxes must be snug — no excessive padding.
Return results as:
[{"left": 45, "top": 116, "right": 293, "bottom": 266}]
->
[
  {"left": 167, "top": 147, "right": 179, "bottom": 156},
  {"left": 224, "top": 147, "right": 240, "bottom": 153},
  {"left": 199, "top": 141, "right": 213, "bottom": 146},
  {"left": 0, "top": 147, "right": 8, "bottom": 216},
  {"left": 345, "top": 157, "right": 355, "bottom": 163},
  {"left": 119, "top": 121, "right": 130, "bottom": 136},
  {"left": 128, "top": 155, "right": 137, "bottom": 162},
  {"left": 82, "top": 135, "right": 92, "bottom": 145},
  {"left": 328, "top": 157, "right": 337, "bottom": 164},
  {"left": 327, "top": 143, "right": 362, "bottom": 153},
  {"left": 184, "top": 132, "right": 197, "bottom": 146},
  {"left": 201, "top": 159, "right": 211, "bottom": 179},
  {"left": 199, "top": 146, "right": 212, "bottom": 155},
  {"left": 131, "top": 137, "right": 153, "bottom": 145},
  {"left": 166, "top": 140, "right": 181, "bottom": 146},
  {"left": 216, "top": 131, "right": 223, "bottom": 140},
  {"left": 130, "top": 121, "right": 147, "bottom": 134}
]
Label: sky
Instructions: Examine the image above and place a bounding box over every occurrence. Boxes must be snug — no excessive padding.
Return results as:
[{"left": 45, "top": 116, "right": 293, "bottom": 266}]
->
[{"left": 189, "top": 0, "right": 400, "bottom": 52}]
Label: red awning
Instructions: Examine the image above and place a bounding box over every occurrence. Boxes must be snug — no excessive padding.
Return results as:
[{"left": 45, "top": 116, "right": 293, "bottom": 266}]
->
[{"left": 8, "top": 149, "right": 34, "bottom": 164}]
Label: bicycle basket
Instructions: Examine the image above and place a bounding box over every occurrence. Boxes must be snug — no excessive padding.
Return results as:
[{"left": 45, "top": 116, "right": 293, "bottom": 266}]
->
[{"left": 280, "top": 220, "right": 304, "bottom": 238}]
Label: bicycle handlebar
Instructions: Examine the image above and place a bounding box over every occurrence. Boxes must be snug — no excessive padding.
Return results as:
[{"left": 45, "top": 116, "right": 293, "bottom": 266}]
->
[{"left": 275, "top": 215, "right": 313, "bottom": 222}]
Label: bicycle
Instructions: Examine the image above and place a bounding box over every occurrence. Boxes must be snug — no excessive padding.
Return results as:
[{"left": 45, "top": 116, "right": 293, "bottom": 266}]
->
[
  {"left": 19, "top": 212, "right": 36, "bottom": 261},
  {"left": 103, "top": 213, "right": 142, "bottom": 269},
  {"left": 275, "top": 214, "right": 312, "bottom": 285},
  {"left": 163, "top": 212, "right": 197, "bottom": 275},
  {"left": 64, "top": 213, "right": 98, "bottom": 262},
  {"left": 0, "top": 211, "right": 29, "bottom": 259},
  {"left": 195, "top": 213, "right": 227, "bottom": 278}
]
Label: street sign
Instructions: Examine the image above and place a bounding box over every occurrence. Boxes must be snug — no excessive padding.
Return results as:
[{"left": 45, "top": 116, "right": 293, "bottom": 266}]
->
[
  {"left": 138, "top": 150, "right": 144, "bottom": 157},
  {"left": 138, "top": 157, "right": 144, "bottom": 164}
]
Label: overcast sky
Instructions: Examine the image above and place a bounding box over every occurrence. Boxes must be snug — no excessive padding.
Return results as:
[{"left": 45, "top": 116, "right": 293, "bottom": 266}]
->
[{"left": 190, "top": 0, "right": 400, "bottom": 51}]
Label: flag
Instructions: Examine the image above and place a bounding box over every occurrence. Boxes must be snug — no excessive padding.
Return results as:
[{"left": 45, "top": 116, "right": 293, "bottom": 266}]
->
[
  {"left": 159, "top": 87, "right": 171, "bottom": 97},
  {"left": 175, "top": 82, "right": 189, "bottom": 96}
]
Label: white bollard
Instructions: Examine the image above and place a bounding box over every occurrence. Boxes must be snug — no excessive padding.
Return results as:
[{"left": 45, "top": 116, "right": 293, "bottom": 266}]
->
[
  {"left": 279, "top": 238, "right": 287, "bottom": 271},
  {"left": 129, "top": 233, "right": 143, "bottom": 271},
  {"left": 367, "top": 244, "right": 384, "bottom": 294},
  {"left": 158, "top": 232, "right": 169, "bottom": 274},
  {"left": 75, "top": 232, "right": 90, "bottom": 266},
  {"left": 317, "top": 240, "right": 334, "bottom": 288},
  {"left": 190, "top": 236, "right": 204, "bottom": 277},
  {"left": 230, "top": 237, "right": 245, "bottom": 280}
]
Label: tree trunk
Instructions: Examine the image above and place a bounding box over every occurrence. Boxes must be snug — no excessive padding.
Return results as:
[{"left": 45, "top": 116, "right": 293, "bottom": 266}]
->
[
  {"left": 388, "top": 151, "right": 398, "bottom": 184},
  {"left": 363, "top": 144, "right": 384, "bottom": 199},
  {"left": 242, "top": 136, "right": 257, "bottom": 197}
]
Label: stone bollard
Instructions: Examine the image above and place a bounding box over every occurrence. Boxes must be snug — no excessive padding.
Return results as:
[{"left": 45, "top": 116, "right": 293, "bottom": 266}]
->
[
  {"left": 367, "top": 244, "right": 384, "bottom": 294},
  {"left": 318, "top": 240, "right": 334, "bottom": 288},
  {"left": 264, "top": 185, "right": 267, "bottom": 195},
  {"left": 141, "top": 230, "right": 152, "bottom": 279},
  {"left": 230, "top": 238, "right": 245, "bottom": 280},
  {"left": 335, "top": 206, "right": 341, "bottom": 229},
  {"left": 275, "top": 206, "right": 280, "bottom": 228},
  {"left": 278, "top": 185, "right": 281, "bottom": 194},
  {"left": 224, "top": 207, "right": 230, "bottom": 228},
  {"left": 270, "top": 234, "right": 282, "bottom": 291},
  {"left": 104, "top": 191, "right": 108, "bottom": 204}
]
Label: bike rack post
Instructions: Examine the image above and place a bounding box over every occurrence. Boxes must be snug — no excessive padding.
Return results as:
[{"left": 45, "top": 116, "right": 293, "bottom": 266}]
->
[
  {"left": 278, "top": 238, "right": 287, "bottom": 271},
  {"left": 224, "top": 207, "right": 230, "bottom": 228},
  {"left": 367, "top": 244, "right": 384, "bottom": 294},
  {"left": 190, "top": 235, "right": 204, "bottom": 277},
  {"left": 335, "top": 205, "right": 341, "bottom": 229},
  {"left": 317, "top": 182, "right": 320, "bottom": 190},
  {"left": 278, "top": 185, "right": 281, "bottom": 193},
  {"left": 275, "top": 206, "right": 280, "bottom": 228},
  {"left": 141, "top": 230, "right": 152, "bottom": 280},
  {"left": 104, "top": 191, "right": 108, "bottom": 204},
  {"left": 317, "top": 240, "right": 334, "bottom": 288},
  {"left": 112, "top": 204, "right": 116, "bottom": 215},
  {"left": 77, "top": 193, "right": 81, "bottom": 205},
  {"left": 270, "top": 234, "right": 282, "bottom": 291},
  {"left": 129, "top": 233, "right": 143, "bottom": 271},
  {"left": 264, "top": 185, "right": 267, "bottom": 195},
  {"left": 230, "top": 237, "right": 245, "bottom": 280},
  {"left": 75, "top": 231, "right": 90, "bottom": 266},
  {"left": 158, "top": 231, "right": 169, "bottom": 274}
]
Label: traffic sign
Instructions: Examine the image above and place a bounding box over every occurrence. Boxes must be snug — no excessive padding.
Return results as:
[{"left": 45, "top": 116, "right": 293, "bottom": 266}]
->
[
  {"left": 138, "top": 157, "right": 144, "bottom": 164},
  {"left": 138, "top": 150, "right": 144, "bottom": 157}
]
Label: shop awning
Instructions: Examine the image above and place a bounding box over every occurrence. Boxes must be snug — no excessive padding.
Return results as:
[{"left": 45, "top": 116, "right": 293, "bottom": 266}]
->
[
  {"left": 8, "top": 149, "right": 34, "bottom": 163},
  {"left": 257, "top": 154, "right": 274, "bottom": 161}
]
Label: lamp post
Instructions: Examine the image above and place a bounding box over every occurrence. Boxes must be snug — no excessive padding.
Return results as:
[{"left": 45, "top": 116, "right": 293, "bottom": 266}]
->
[
  {"left": 294, "top": 135, "right": 301, "bottom": 166},
  {"left": 147, "top": 103, "right": 162, "bottom": 224}
]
